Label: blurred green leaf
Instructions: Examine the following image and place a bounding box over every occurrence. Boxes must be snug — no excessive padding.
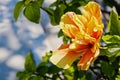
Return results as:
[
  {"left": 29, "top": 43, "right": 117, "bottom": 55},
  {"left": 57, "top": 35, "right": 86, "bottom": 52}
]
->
[
  {"left": 37, "top": 66, "right": 48, "bottom": 76},
  {"left": 41, "top": 7, "right": 53, "bottom": 16},
  {"left": 63, "top": 36, "right": 71, "bottom": 44},
  {"left": 36, "top": 62, "right": 48, "bottom": 76},
  {"left": 42, "top": 56, "right": 49, "bottom": 62},
  {"left": 24, "top": 2, "right": 40, "bottom": 23},
  {"left": 116, "top": 75, "right": 120, "bottom": 80},
  {"left": 64, "top": 0, "right": 89, "bottom": 14},
  {"left": 103, "top": 0, "right": 113, "bottom": 7},
  {"left": 86, "top": 72, "right": 92, "bottom": 80},
  {"left": 50, "top": 0, "right": 62, "bottom": 7},
  {"left": 25, "top": 52, "right": 36, "bottom": 72},
  {"left": 46, "top": 51, "right": 52, "bottom": 57},
  {"left": 64, "top": 67, "right": 74, "bottom": 80},
  {"left": 101, "top": 34, "right": 120, "bottom": 57},
  {"left": 102, "top": 35, "right": 120, "bottom": 44},
  {"left": 48, "top": 65, "right": 62, "bottom": 74},
  {"left": 43, "top": 7, "right": 58, "bottom": 25},
  {"left": 69, "top": 0, "right": 88, "bottom": 6},
  {"left": 25, "top": 0, "right": 31, "bottom": 5},
  {"left": 64, "top": 74, "right": 73, "bottom": 80},
  {"left": 116, "top": 67, "right": 120, "bottom": 80},
  {"left": 42, "top": 52, "right": 51, "bottom": 62},
  {"left": 58, "top": 29, "right": 64, "bottom": 38},
  {"left": 52, "top": 74, "right": 58, "bottom": 80},
  {"left": 100, "top": 47, "right": 120, "bottom": 57},
  {"left": 101, "top": 61, "right": 114, "bottom": 78},
  {"left": 78, "top": 76, "right": 86, "bottom": 80},
  {"left": 74, "top": 70, "right": 86, "bottom": 80},
  {"left": 66, "top": 3, "right": 81, "bottom": 14},
  {"left": 45, "top": 3, "right": 66, "bottom": 25},
  {"left": 54, "top": 4, "right": 66, "bottom": 25},
  {"left": 109, "top": 57, "right": 120, "bottom": 76},
  {"left": 16, "top": 71, "right": 32, "bottom": 80},
  {"left": 108, "top": 11, "right": 120, "bottom": 35},
  {"left": 29, "top": 76, "right": 44, "bottom": 80},
  {"left": 14, "top": 1, "right": 25, "bottom": 21},
  {"left": 37, "top": 62, "right": 47, "bottom": 67},
  {"left": 36, "top": 0, "right": 44, "bottom": 6},
  {"left": 109, "top": 48, "right": 120, "bottom": 57},
  {"left": 16, "top": 71, "right": 24, "bottom": 79}
]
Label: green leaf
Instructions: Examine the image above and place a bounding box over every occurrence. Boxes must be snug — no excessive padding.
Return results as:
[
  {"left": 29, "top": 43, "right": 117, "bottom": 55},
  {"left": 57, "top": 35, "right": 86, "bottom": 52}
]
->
[
  {"left": 73, "top": 70, "right": 86, "bottom": 80},
  {"left": 42, "top": 52, "right": 52, "bottom": 62},
  {"left": 25, "top": 0, "right": 31, "bottom": 5},
  {"left": 45, "top": 4, "right": 66, "bottom": 25},
  {"left": 58, "top": 29, "right": 64, "bottom": 38},
  {"left": 116, "top": 75, "right": 120, "bottom": 80},
  {"left": 41, "top": 7, "right": 53, "bottom": 16},
  {"left": 100, "top": 47, "right": 120, "bottom": 57},
  {"left": 86, "top": 72, "right": 92, "bottom": 80},
  {"left": 102, "top": 35, "right": 120, "bottom": 44},
  {"left": 103, "top": 0, "right": 113, "bottom": 7},
  {"left": 54, "top": 4, "right": 66, "bottom": 25},
  {"left": 69, "top": 0, "right": 88, "bottom": 6},
  {"left": 108, "top": 11, "right": 120, "bottom": 35},
  {"left": 36, "top": 62, "right": 48, "bottom": 76},
  {"left": 66, "top": 3, "right": 81, "bottom": 14},
  {"left": 14, "top": 1, "right": 25, "bottom": 21},
  {"left": 101, "top": 61, "right": 114, "bottom": 78},
  {"left": 46, "top": 51, "right": 52, "bottom": 57},
  {"left": 24, "top": 2, "right": 40, "bottom": 23},
  {"left": 49, "top": 0, "right": 61, "bottom": 7},
  {"left": 16, "top": 71, "right": 32, "bottom": 80},
  {"left": 37, "top": 62, "right": 47, "bottom": 67},
  {"left": 42, "top": 56, "right": 49, "bottom": 62},
  {"left": 52, "top": 74, "right": 59, "bottom": 80},
  {"left": 48, "top": 65, "right": 62, "bottom": 74},
  {"left": 64, "top": 67, "right": 74, "bottom": 80},
  {"left": 29, "top": 76, "right": 44, "bottom": 80},
  {"left": 116, "top": 68, "right": 120, "bottom": 80},
  {"left": 37, "top": 66, "right": 48, "bottom": 76},
  {"left": 36, "top": 0, "right": 44, "bottom": 6},
  {"left": 41, "top": 7, "right": 58, "bottom": 25},
  {"left": 16, "top": 71, "right": 24, "bottom": 78},
  {"left": 63, "top": 36, "right": 71, "bottom": 44},
  {"left": 101, "top": 34, "right": 120, "bottom": 57},
  {"left": 25, "top": 52, "right": 36, "bottom": 72}
]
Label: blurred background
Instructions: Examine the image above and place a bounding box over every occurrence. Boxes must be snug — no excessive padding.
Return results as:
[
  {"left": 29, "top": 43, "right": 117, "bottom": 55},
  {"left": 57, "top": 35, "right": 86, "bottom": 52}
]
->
[
  {"left": 0, "top": 0, "right": 62, "bottom": 80},
  {"left": 0, "top": 0, "right": 120, "bottom": 80}
]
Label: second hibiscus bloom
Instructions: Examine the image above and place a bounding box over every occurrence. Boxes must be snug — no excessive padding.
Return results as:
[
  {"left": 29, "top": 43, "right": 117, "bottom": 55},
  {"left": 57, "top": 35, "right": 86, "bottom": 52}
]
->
[{"left": 50, "top": 1, "right": 104, "bottom": 70}]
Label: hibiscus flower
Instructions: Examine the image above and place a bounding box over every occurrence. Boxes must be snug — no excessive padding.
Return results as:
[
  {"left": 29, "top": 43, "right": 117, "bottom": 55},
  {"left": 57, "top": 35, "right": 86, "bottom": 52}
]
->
[{"left": 50, "top": 1, "right": 104, "bottom": 70}]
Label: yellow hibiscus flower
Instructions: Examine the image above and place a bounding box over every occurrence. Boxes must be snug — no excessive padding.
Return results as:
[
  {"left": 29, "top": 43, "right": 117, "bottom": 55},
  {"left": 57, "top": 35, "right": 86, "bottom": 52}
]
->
[{"left": 50, "top": 1, "right": 104, "bottom": 70}]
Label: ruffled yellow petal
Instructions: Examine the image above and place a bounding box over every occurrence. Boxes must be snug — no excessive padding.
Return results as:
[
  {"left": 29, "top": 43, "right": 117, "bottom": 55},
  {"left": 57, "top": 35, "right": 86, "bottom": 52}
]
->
[
  {"left": 61, "top": 24, "right": 79, "bottom": 38},
  {"left": 75, "top": 30, "right": 96, "bottom": 44},
  {"left": 73, "top": 15, "right": 87, "bottom": 30},
  {"left": 50, "top": 49, "right": 81, "bottom": 69},
  {"left": 61, "top": 12, "right": 76, "bottom": 25},
  {"left": 86, "top": 16, "right": 104, "bottom": 39},
  {"left": 87, "top": 16, "right": 98, "bottom": 34},
  {"left": 60, "top": 12, "right": 79, "bottom": 38},
  {"left": 82, "top": 1, "right": 102, "bottom": 24}
]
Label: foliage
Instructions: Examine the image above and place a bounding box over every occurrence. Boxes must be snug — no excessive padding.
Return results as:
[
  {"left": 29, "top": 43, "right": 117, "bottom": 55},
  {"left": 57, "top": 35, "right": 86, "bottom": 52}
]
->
[{"left": 14, "top": 0, "right": 120, "bottom": 80}]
